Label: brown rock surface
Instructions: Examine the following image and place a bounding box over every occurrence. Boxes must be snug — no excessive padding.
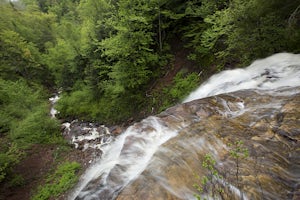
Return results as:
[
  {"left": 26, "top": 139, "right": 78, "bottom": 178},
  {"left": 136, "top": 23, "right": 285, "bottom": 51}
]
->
[{"left": 116, "top": 88, "right": 300, "bottom": 200}]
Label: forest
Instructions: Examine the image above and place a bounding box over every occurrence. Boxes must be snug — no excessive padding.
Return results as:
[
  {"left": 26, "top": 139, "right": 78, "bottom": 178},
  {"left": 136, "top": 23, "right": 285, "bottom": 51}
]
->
[{"left": 0, "top": 0, "right": 300, "bottom": 198}]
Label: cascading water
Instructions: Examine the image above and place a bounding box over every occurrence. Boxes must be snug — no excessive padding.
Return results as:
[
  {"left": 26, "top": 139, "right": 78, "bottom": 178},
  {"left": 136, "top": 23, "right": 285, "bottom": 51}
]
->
[
  {"left": 184, "top": 53, "right": 300, "bottom": 102},
  {"left": 69, "top": 53, "right": 300, "bottom": 200},
  {"left": 49, "top": 94, "right": 60, "bottom": 118},
  {"left": 71, "top": 116, "right": 186, "bottom": 200},
  {"left": 49, "top": 93, "right": 115, "bottom": 157}
]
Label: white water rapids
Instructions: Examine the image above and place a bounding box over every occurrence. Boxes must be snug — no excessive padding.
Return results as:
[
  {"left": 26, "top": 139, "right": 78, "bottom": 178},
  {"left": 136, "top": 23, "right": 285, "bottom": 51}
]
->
[
  {"left": 71, "top": 117, "right": 185, "bottom": 200},
  {"left": 70, "top": 53, "right": 300, "bottom": 200},
  {"left": 184, "top": 53, "right": 300, "bottom": 102}
]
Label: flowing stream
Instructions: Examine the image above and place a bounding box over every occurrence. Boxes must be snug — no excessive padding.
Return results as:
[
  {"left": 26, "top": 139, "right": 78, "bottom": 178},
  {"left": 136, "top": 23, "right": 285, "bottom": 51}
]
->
[{"left": 69, "top": 53, "right": 300, "bottom": 200}]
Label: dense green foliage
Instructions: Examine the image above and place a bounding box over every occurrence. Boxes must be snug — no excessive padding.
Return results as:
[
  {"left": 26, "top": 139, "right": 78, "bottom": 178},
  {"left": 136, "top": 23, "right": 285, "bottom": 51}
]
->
[
  {"left": 190, "top": 0, "right": 300, "bottom": 69},
  {"left": 155, "top": 71, "right": 200, "bottom": 112},
  {"left": 31, "top": 161, "right": 81, "bottom": 200},
  {"left": 0, "top": 78, "right": 62, "bottom": 182},
  {"left": 0, "top": 0, "right": 300, "bottom": 191},
  {"left": 0, "top": 80, "right": 60, "bottom": 146},
  {"left": 0, "top": 144, "right": 24, "bottom": 183},
  {"left": 0, "top": 0, "right": 60, "bottom": 183},
  {"left": 47, "top": 0, "right": 300, "bottom": 123}
]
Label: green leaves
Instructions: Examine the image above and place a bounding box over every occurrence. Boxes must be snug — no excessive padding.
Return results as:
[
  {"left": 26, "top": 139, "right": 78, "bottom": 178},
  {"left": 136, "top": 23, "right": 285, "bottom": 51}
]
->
[
  {"left": 202, "top": 154, "right": 215, "bottom": 169},
  {"left": 194, "top": 140, "right": 250, "bottom": 199},
  {"left": 11, "top": 109, "right": 60, "bottom": 147},
  {"left": 194, "top": 153, "right": 223, "bottom": 200},
  {"left": 99, "top": 0, "right": 159, "bottom": 92},
  {"left": 170, "top": 72, "right": 200, "bottom": 100},
  {"left": 182, "top": 0, "right": 300, "bottom": 69},
  {"left": 154, "top": 71, "right": 200, "bottom": 112},
  {"left": 0, "top": 79, "right": 60, "bottom": 148},
  {"left": 32, "top": 161, "right": 81, "bottom": 200},
  {"left": 3, "top": 0, "right": 298, "bottom": 124},
  {"left": 228, "top": 140, "right": 249, "bottom": 160},
  {"left": 0, "top": 143, "right": 24, "bottom": 183},
  {"left": 0, "top": 2, "right": 55, "bottom": 85},
  {"left": 56, "top": 86, "right": 95, "bottom": 120},
  {"left": 0, "top": 85, "right": 61, "bottom": 182},
  {"left": 0, "top": 79, "right": 40, "bottom": 131},
  {"left": 0, "top": 30, "right": 40, "bottom": 81}
]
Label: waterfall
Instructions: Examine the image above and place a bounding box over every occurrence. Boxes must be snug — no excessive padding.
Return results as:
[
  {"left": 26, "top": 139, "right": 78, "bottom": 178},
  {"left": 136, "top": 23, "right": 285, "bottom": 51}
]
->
[
  {"left": 69, "top": 53, "right": 300, "bottom": 200},
  {"left": 49, "top": 94, "right": 60, "bottom": 118},
  {"left": 71, "top": 116, "right": 185, "bottom": 200},
  {"left": 184, "top": 53, "right": 300, "bottom": 102}
]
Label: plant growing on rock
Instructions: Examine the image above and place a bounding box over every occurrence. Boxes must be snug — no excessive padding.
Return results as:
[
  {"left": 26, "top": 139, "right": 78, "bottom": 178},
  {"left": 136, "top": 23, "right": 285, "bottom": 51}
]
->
[
  {"left": 228, "top": 140, "right": 249, "bottom": 190},
  {"left": 194, "top": 140, "right": 249, "bottom": 200},
  {"left": 31, "top": 161, "right": 81, "bottom": 200},
  {"left": 194, "top": 154, "right": 224, "bottom": 200}
]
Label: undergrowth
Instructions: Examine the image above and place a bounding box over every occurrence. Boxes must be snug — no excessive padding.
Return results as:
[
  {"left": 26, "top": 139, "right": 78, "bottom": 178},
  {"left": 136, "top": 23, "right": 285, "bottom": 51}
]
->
[{"left": 31, "top": 161, "right": 81, "bottom": 200}]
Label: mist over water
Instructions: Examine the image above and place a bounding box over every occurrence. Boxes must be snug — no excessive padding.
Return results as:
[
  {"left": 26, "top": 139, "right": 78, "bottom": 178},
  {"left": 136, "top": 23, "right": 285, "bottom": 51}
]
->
[{"left": 70, "top": 53, "right": 300, "bottom": 200}]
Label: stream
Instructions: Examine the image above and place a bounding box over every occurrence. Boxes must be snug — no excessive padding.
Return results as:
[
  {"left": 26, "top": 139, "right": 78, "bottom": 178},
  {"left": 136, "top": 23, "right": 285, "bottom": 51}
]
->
[{"left": 67, "top": 53, "right": 300, "bottom": 200}]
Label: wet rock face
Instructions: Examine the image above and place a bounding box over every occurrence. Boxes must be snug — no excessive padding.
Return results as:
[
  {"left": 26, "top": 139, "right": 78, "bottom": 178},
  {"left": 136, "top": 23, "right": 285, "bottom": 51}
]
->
[
  {"left": 70, "top": 53, "right": 300, "bottom": 200},
  {"left": 116, "top": 87, "right": 300, "bottom": 200}
]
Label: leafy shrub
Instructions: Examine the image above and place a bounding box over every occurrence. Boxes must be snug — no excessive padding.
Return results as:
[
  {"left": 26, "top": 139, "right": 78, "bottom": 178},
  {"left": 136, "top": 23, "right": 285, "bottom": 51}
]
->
[
  {"left": 170, "top": 71, "right": 200, "bottom": 100},
  {"left": 9, "top": 174, "right": 25, "bottom": 187},
  {"left": 194, "top": 140, "right": 250, "bottom": 199},
  {"left": 157, "top": 71, "right": 200, "bottom": 112},
  {"left": 31, "top": 161, "right": 81, "bottom": 200},
  {"left": 56, "top": 86, "right": 95, "bottom": 120},
  {"left": 10, "top": 108, "right": 60, "bottom": 148},
  {"left": 0, "top": 79, "right": 61, "bottom": 148},
  {"left": 0, "top": 79, "right": 42, "bottom": 133},
  {"left": 56, "top": 83, "right": 141, "bottom": 123},
  {"left": 0, "top": 143, "right": 24, "bottom": 183}
]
